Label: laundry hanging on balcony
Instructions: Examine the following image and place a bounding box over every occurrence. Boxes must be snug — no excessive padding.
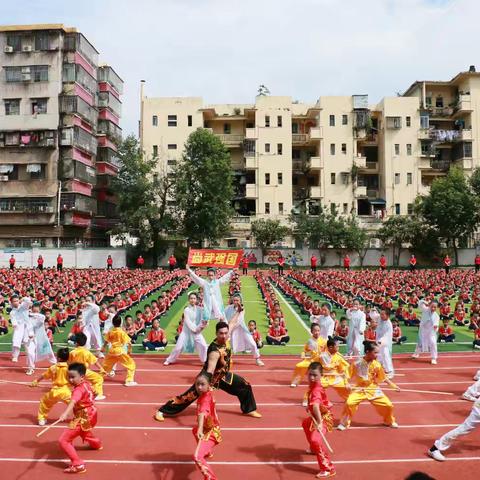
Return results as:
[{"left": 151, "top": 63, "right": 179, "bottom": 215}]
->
[
  {"left": 26, "top": 164, "right": 42, "bottom": 173},
  {"left": 0, "top": 164, "right": 14, "bottom": 173},
  {"left": 21, "top": 133, "right": 31, "bottom": 145}
]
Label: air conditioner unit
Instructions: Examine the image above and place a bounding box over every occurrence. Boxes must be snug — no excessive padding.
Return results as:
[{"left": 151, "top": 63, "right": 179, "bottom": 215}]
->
[
  {"left": 4, "top": 46, "right": 14, "bottom": 53},
  {"left": 0, "top": 175, "right": 9, "bottom": 182},
  {"left": 22, "top": 73, "right": 31, "bottom": 81},
  {"left": 22, "top": 45, "right": 32, "bottom": 52},
  {"left": 21, "top": 66, "right": 31, "bottom": 73},
  {"left": 370, "top": 238, "right": 381, "bottom": 249}
]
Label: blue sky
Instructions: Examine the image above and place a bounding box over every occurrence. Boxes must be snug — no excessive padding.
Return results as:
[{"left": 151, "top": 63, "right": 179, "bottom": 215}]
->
[{"left": 3, "top": 0, "right": 476, "bottom": 136}]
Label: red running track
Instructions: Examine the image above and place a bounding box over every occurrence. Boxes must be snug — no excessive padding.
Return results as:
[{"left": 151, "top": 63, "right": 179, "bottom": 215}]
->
[{"left": 0, "top": 352, "right": 478, "bottom": 479}]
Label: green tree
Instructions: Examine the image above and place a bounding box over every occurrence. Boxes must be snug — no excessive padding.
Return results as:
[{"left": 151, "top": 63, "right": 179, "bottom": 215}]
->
[
  {"left": 342, "top": 216, "right": 370, "bottom": 266},
  {"left": 251, "top": 219, "right": 290, "bottom": 263},
  {"left": 378, "top": 216, "right": 416, "bottom": 266},
  {"left": 112, "top": 135, "right": 174, "bottom": 268},
  {"left": 419, "top": 167, "right": 480, "bottom": 265},
  {"left": 469, "top": 167, "right": 480, "bottom": 197},
  {"left": 173, "top": 129, "right": 234, "bottom": 246}
]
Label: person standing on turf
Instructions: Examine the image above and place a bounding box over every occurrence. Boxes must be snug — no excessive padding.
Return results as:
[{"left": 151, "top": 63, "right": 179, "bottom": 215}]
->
[
  {"left": 379, "top": 254, "right": 387, "bottom": 271},
  {"left": 155, "top": 321, "right": 261, "bottom": 420},
  {"left": 168, "top": 254, "right": 176, "bottom": 272},
  {"left": 475, "top": 254, "right": 480, "bottom": 273},
  {"left": 241, "top": 255, "right": 249, "bottom": 275},
  {"left": 343, "top": 254, "right": 350, "bottom": 271},
  {"left": 106, "top": 255, "right": 113, "bottom": 270},
  {"left": 310, "top": 254, "right": 317, "bottom": 272},
  {"left": 187, "top": 266, "right": 233, "bottom": 322},
  {"left": 57, "top": 254, "right": 63, "bottom": 272},
  {"left": 277, "top": 255, "right": 285, "bottom": 275},
  {"left": 346, "top": 299, "right": 366, "bottom": 356},
  {"left": 409, "top": 254, "right": 417, "bottom": 272},
  {"left": 412, "top": 298, "right": 439, "bottom": 365}
]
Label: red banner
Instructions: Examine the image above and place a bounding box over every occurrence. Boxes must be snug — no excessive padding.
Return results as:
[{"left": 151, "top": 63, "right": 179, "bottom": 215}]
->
[{"left": 187, "top": 249, "right": 242, "bottom": 268}]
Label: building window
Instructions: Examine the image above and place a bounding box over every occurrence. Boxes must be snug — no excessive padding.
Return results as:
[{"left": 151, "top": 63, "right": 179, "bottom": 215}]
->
[
  {"left": 265, "top": 115, "right": 270, "bottom": 127},
  {"left": 4, "top": 99, "right": 20, "bottom": 115},
  {"left": 425, "top": 96, "right": 432, "bottom": 107},
  {"left": 329, "top": 115, "right": 335, "bottom": 126},
  {"left": 406, "top": 144, "right": 412, "bottom": 156},
  {"left": 31, "top": 98, "right": 47, "bottom": 115},
  {"left": 330, "top": 173, "right": 336, "bottom": 184},
  {"left": 395, "top": 203, "right": 400, "bottom": 215},
  {"left": 343, "top": 203, "right": 348, "bottom": 214},
  {"left": 292, "top": 122, "right": 299, "bottom": 134},
  {"left": 394, "top": 144, "right": 400, "bottom": 155},
  {"left": 152, "top": 115, "right": 158, "bottom": 126},
  {"left": 167, "top": 159, "right": 176, "bottom": 166},
  {"left": 167, "top": 144, "right": 177, "bottom": 150},
  {"left": 265, "top": 143, "right": 270, "bottom": 153},
  {"left": 187, "top": 115, "right": 192, "bottom": 127},
  {"left": 265, "top": 202, "right": 270, "bottom": 214},
  {"left": 168, "top": 115, "right": 177, "bottom": 127},
  {"left": 407, "top": 203, "right": 413, "bottom": 215},
  {"left": 420, "top": 115, "right": 429, "bottom": 129},
  {"left": 277, "top": 172, "right": 283, "bottom": 185},
  {"left": 34, "top": 32, "right": 50, "bottom": 51},
  {"left": 407, "top": 172, "right": 412, "bottom": 185},
  {"left": 223, "top": 123, "right": 231, "bottom": 134},
  {"left": 265, "top": 173, "right": 270, "bottom": 185},
  {"left": 152, "top": 145, "right": 158, "bottom": 157},
  {"left": 395, "top": 173, "right": 400, "bottom": 185},
  {"left": 227, "top": 239, "right": 237, "bottom": 248},
  {"left": 406, "top": 116, "right": 411, "bottom": 127},
  {"left": 278, "top": 202, "right": 284, "bottom": 214},
  {"left": 341, "top": 143, "right": 347, "bottom": 154},
  {"left": 277, "top": 115, "right": 282, "bottom": 127},
  {"left": 330, "top": 143, "right": 335, "bottom": 155},
  {"left": 342, "top": 114, "right": 348, "bottom": 125},
  {"left": 277, "top": 143, "right": 282, "bottom": 155},
  {"left": 28, "top": 164, "right": 45, "bottom": 180},
  {"left": 330, "top": 203, "right": 336, "bottom": 214},
  {"left": 436, "top": 96, "right": 443, "bottom": 108}
]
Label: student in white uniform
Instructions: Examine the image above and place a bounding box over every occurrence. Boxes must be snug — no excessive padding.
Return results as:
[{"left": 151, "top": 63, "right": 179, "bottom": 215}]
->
[
  {"left": 27, "top": 303, "right": 56, "bottom": 375},
  {"left": 412, "top": 299, "right": 439, "bottom": 365},
  {"left": 10, "top": 295, "right": 33, "bottom": 363},
  {"left": 82, "top": 295, "right": 103, "bottom": 357},
  {"left": 462, "top": 369, "right": 480, "bottom": 402},
  {"left": 318, "top": 303, "right": 335, "bottom": 340},
  {"left": 164, "top": 292, "right": 207, "bottom": 366},
  {"left": 225, "top": 293, "right": 264, "bottom": 366},
  {"left": 371, "top": 307, "right": 394, "bottom": 378},
  {"left": 346, "top": 299, "right": 367, "bottom": 356}
]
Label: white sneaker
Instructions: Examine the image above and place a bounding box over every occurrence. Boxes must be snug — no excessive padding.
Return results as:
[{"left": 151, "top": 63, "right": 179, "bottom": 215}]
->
[
  {"left": 462, "top": 393, "right": 477, "bottom": 402},
  {"left": 336, "top": 424, "right": 347, "bottom": 431},
  {"left": 108, "top": 371, "right": 115, "bottom": 377},
  {"left": 431, "top": 359, "right": 437, "bottom": 365},
  {"left": 26, "top": 368, "right": 34, "bottom": 376},
  {"left": 290, "top": 383, "right": 297, "bottom": 388},
  {"left": 411, "top": 353, "right": 419, "bottom": 359},
  {"left": 474, "top": 373, "right": 480, "bottom": 381},
  {"left": 11, "top": 357, "right": 18, "bottom": 363},
  {"left": 38, "top": 419, "right": 47, "bottom": 426},
  {"left": 125, "top": 381, "right": 138, "bottom": 387},
  {"left": 163, "top": 360, "right": 171, "bottom": 366},
  {"left": 159, "top": 346, "right": 165, "bottom": 351},
  {"left": 302, "top": 399, "right": 308, "bottom": 407},
  {"left": 390, "top": 422, "right": 399, "bottom": 428},
  {"left": 256, "top": 359, "right": 265, "bottom": 367},
  {"left": 428, "top": 449, "right": 446, "bottom": 462},
  {"left": 155, "top": 347, "right": 161, "bottom": 351},
  {"left": 95, "top": 395, "right": 106, "bottom": 400},
  {"left": 474, "top": 345, "right": 480, "bottom": 350},
  {"left": 97, "top": 352, "right": 105, "bottom": 359}
]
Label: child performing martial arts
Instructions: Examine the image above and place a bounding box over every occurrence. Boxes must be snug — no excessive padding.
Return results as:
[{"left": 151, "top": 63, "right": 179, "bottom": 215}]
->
[
  {"left": 337, "top": 341, "right": 400, "bottom": 431},
  {"left": 31, "top": 348, "right": 71, "bottom": 426},
  {"left": 164, "top": 291, "right": 208, "bottom": 366},
  {"left": 10, "top": 295, "right": 33, "bottom": 365},
  {"left": 346, "top": 300, "right": 367, "bottom": 357},
  {"left": 192, "top": 372, "right": 222, "bottom": 480},
  {"left": 370, "top": 307, "right": 395, "bottom": 378},
  {"left": 318, "top": 338, "right": 351, "bottom": 401},
  {"left": 302, "top": 362, "right": 336, "bottom": 478},
  {"left": 225, "top": 293, "right": 264, "bottom": 366},
  {"left": 412, "top": 298, "right": 440, "bottom": 365},
  {"left": 58, "top": 363, "right": 103, "bottom": 474}
]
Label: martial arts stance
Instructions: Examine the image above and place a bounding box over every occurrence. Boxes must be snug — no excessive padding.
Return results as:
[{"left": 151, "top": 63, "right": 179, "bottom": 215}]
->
[
  {"left": 225, "top": 293, "right": 264, "bottom": 366},
  {"left": 164, "top": 291, "right": 208, "bottom": 366},
  {"left": 82, "top": 296, "right": 103, "bottom": 357},
  {"left": 412, "top": 298, "right": 439, "bottom": 365},
  {"left": 10, "top": 295, "right": 33, "bottom": 365},
  {"left": 318, "top": 303, "right": 335, "bottom": 341},
  {"left": 371, "top": 307, "right": 394, "bottom": 378},
  {"left": 346, "top": 299, "right": 366, "bottom": 357},
  {"left": 187, "top": 267, "right": 234, "bottom": 322},
  {"left": 155, "top": 322, "right": 261, "bottom": 420}
]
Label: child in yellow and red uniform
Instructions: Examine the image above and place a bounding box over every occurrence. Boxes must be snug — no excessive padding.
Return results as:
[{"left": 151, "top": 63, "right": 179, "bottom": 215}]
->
[
  {"left": 337, "top": 341, "right": 400, "bottom": 431},
  {"left": 302, "top": 362, "right": 335, "bottom": 478},
  {"left": 58, "top": 362, "right": 102, "bottom": 474},
  {"left": 31, "top": 347, "right": 72, "bottom": 426},
  {"left": 318, "top": 338, "right": 350, "bottom": 401},
  {"left": 69, "top": 332, "right": 105, "bottom": 400},
  {"left": 102, "top": 315, "right": 137, "bottom": 386},
  {"left": 193, "top": 372, "right": 222, "bottom": 480}
]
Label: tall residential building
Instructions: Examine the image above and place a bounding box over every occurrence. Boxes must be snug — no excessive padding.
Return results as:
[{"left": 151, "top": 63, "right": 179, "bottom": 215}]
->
[
  {"left": 0, "top": 24, "right": 123, "bottom": 247},
  {"left": 140, "top": 67, "right": 480, "bottom": 248}
]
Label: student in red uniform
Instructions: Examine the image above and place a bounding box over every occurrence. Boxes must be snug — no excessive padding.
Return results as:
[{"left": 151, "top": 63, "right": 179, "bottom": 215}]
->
[
  {"left": 55, "top": 303, "right": 68, "bottom": 327},
  {"left": 473, "top": 326, "right": 480, "bottom": 349},
  {"left": 379, "top": 254, "right": 387, "bottom": 271},
  {"left": 392, "top": 320, "right": 407, "bottom": 345},
  {"left": 67, "top": 315, "right": 84, "bottom": 345},
  {"left": 266, "top": 317, "right": 290, "bottom": 345},
  {"left": 9, "top": 255, "right": 15, "bottom": 270},
  {"left": 277, "top": 255, "right": 285, "bottom": 275},
  {"left": 241, "top": 256, "right": 249, "bottom": 275},
  {"left": 106, "top": 255, "right": 113, "bottom": 270},
  {"left": 364, "top": 318, "right": 377, "bottom": 342},
  {"left": 192, "top": 372, "right": 222, "bottom": 480},
  {"left": 444, "top": 255, "right": 452, "bottom": 275},
  {"left": 168, "top": 254, "right": 177, "bottom": 272},
  {"left": 142, "top": 319, "right": 168, "bottom": 351},
  {"left": 343, "top": 255, "right": 350, "bottom": 271},
  {"left": 57, "top": 254, "right": 63, "bottom": 272},
  {"left": 334, "top": 317, "right": 349, "bottom": 344},
  {"left": 37, "top": 255, "right": 44, "bottom": 271},
  {"left": 475, "top": 254, "right": 480, "bottom": 273},
  {"left": 0, "top": 314, "right": 8, "bottom": 335},
  {"left": 248, "top": 320, "right": 263, "bottom": 349},
  {"left": 438, "top": 319, "right": 455, "bottom": 343},
  {"left": 409, "top": 254, "right": 417, "bottom": 272},
  {"left": 136, "top": 255, "right": 144, "bottom": 269},
  {"left": 311, "top": 254, "right": 318, "bottom": 272},
  {"left": 134, "top": 311, "right": 146, "bottom": 336},
  {"left": 302, "top": 362, "right": 335, "bottom": 478},
  {"left": 58, "top": 363, "right": 102, "bottom": 474}
]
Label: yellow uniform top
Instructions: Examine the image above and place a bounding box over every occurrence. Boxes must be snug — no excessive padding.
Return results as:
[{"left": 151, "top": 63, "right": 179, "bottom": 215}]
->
[
  {"left": 318, "top": 351, "right": 350, "bottom": 378},
  {"left": 304, "top": 337, "right": 327, "bottom": 361},
  {"left": 350, "top": 358, "right": 386, "bottom": 388},
  {"left": 41, "top": 362, "right": 70, "bottom": 388},
  {"left": 69, "top": 346, "right": 97, "bottom": 368},
  {"left": 104, "top": 327, "right": 131, "bottom": 355}
]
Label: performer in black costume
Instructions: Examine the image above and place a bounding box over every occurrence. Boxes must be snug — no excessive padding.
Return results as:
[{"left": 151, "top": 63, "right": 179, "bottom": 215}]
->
[{"left": 155, "top": 322, "right": 261, "bottom": 420}]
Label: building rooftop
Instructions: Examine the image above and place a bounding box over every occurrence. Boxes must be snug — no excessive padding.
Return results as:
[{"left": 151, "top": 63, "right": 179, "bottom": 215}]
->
[{"left": 0, "top": 24, "right": 77, "bottom": 33}]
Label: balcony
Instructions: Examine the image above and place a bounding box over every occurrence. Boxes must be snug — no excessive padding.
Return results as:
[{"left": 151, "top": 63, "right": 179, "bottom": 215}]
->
[
  {"left": 309, "top": 186, "right": 322, "bottom": 198},
  {"left": 307, "top": 156, "right": 323, "bottom": 170},
  {"left": 0, "top": 179, "right": 58, "bottom": 197},
  {"left": 292, "top": 133, "right": 308, "bottom": 145},
  {"left": 354, "top": 155, "right": 366, "bottom": 169},
  {"left": 245, "top": 157, "right": 257, "bottom": 169},
  {"left": 245, "top": 128, "right": 257, "bottom": 139},
  {"left": 245, "top": 184, "right": 257, "bottom": 198},
  {"left": 309, "top": 127, "right": 322, "bottom": 139},
  {"left": 418, "top": 129, "right": 430, "bottom": 140},
  {"left": 62, "top": 211, "right": 92, "bottom": 227},
  {"left": 292, "top": 128, "right": 322, "bottom": 145},
  {"left": 428, "top": 128, "right": 472, "bottom": 143},
  {"left": 0, "top": 198, "right": 55, "bottom": 214},
  {"left": 97, "top": 66, "right": 124, "bottom": 96},
  {"left": 354, "top": 186, "right": 367, "bottom": 197},
  {"left": 428, "top": 106, "right": 454, "bottom": 118},
  {"left": 0, "top": 130, "right": 57, "bottom": 148},
  {"left": 60, "top": 193, "right": 97, "bottom": 215},
  {"left": 60, "top": 95, "right": 97, "bottom": 127},
  {"left": 98, "top": 91, "right": 122, "bottom": 117},
  {"left": 430, "top": 160, "right": 451, "bottom": 171},
  {"left": 231, "top": 216, "right": 252, "bottom": 230},
  {"left": 367, "top": 189, "right": 379, "bottom": 199},
  {"left": 214, "top": 134, "right": 245, "bottom": 147},
  {"left": 60, "top": 127, "right": 97, "bottom": 155},
  {"left": 97, "top": 120, "right": 122, "bottom": 143},
  {"left": 364, "top": 161, "right": 379, "bottom": 172},
  {"left": 453, "top": 95, "right": 472, "bottom": 117}
]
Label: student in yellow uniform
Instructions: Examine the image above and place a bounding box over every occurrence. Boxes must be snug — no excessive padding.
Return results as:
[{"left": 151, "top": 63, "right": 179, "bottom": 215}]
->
[
  {"left": 291, "top": 324, "right": 327, "bottom": 387},
  {"left": 102, "top": 315, "right": 137, "bottom": 386},
  {"left": 318, "top": 337, "right": 351, "bottom": 400},
  {"left": 69, "top": 332, "right": 106, "bottom": 400},
  {"left": 337, "top": 340, "right": 400, "bottom": 431},
  {"left": 31, "top": 347, "right": 72, "bottom": 426}
]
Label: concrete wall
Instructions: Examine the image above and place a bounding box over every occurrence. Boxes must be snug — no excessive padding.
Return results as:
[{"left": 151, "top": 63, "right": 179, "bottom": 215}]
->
[{"left": 0, "top": 245, "right": 126, "bottom": 268}]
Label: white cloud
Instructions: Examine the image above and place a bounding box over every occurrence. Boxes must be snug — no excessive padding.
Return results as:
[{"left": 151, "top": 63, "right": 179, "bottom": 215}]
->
[{"left": 4, "top": 0, "right": 478, "bottom": 135}]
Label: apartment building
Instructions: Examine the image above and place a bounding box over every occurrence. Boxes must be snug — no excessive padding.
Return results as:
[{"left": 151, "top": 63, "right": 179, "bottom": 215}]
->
[
  {"left": 0, "top": 24, "right": 123, "bottom": 247},
  {"left": 140, "top": 67, "right": 480, "bottom": 248}
]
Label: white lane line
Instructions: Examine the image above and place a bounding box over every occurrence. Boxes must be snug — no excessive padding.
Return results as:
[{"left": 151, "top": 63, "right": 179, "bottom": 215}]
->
[
  {"left": 271, "top": 285, "right": 310, "bottom": 333},
  {"left": 0, "top": 456, "right": 479, "bottom": 466}
]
